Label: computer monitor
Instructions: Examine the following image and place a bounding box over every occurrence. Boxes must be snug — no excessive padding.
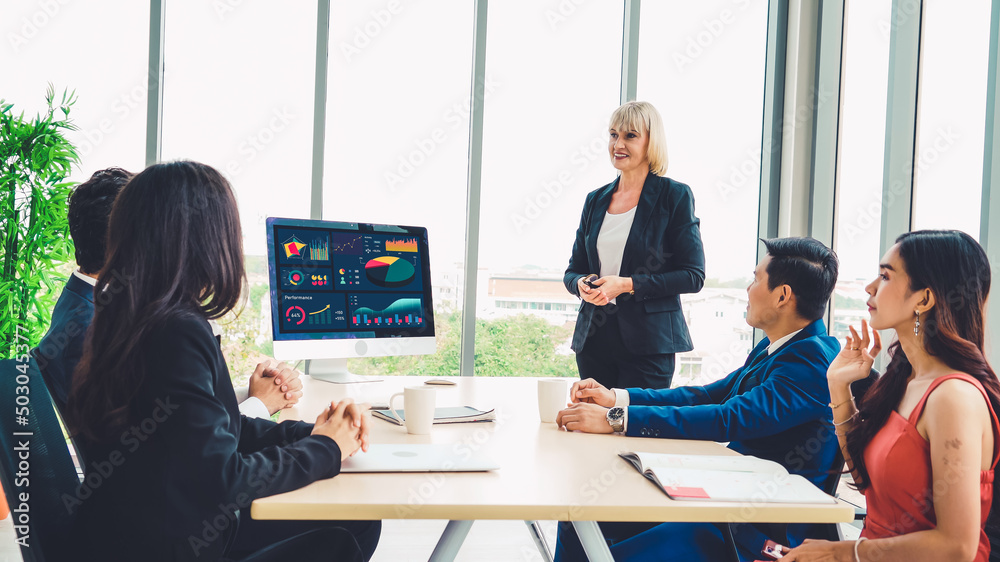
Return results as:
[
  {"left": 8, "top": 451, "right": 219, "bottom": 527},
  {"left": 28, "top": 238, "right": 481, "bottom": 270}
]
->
[{"left": 265, "top": 217, "right": 436, "bottom": 383}]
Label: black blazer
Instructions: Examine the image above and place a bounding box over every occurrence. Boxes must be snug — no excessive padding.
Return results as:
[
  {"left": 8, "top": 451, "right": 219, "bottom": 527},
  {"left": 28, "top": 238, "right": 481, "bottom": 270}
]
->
[
  {"left": 564, "top": 173, "right": 705, "bottom": 355},
  {"left": 74, "top": 313, "right": 341, "bottom": 561},
  {"left": 34, "top": 273, "right": 95, "bottom": 411}
]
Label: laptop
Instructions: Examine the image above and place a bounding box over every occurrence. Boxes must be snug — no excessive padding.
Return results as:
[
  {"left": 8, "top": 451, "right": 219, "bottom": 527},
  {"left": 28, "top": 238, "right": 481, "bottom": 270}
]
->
[{"left": 340, "top": 444, "right": 500, "bottom": 473}]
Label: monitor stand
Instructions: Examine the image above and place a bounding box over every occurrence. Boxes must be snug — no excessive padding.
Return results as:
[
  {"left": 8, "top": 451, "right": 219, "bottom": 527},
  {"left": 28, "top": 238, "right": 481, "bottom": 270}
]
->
[{"left": 304, "top": 358, "right": 383, "bottom": 384}]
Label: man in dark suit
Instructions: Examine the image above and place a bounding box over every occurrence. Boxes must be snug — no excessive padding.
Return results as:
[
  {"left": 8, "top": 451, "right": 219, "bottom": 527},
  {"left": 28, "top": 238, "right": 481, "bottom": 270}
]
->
[
  {"left": 555, "top": 237, "right": 841, "bottom": 561},
  {"left": 33, "top": 168, "right": 131, "bottom": 409},
  {"left": 34, "top": 168, "right": 299, "bottom": 420}
]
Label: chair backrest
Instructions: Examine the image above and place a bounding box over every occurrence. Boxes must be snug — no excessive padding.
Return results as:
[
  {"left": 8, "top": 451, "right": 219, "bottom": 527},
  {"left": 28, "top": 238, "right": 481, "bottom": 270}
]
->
[
  {"left": 985, "top": 514, "right": 1000, "bottom": 562},
  {"left": 821, "top": 443, "right": 845, "bottom": 496},
  {"left": 0, "top": 357, "right": 81, "bottom": 562},
  {"left": 742, "top": 370, "right": 879, "bottom": 548},
  {"left": 807, "top": 369, "right": 881, "bottom": 542},
  {"left": 820, "top": 368, "right": 879, "bottom": 498}
]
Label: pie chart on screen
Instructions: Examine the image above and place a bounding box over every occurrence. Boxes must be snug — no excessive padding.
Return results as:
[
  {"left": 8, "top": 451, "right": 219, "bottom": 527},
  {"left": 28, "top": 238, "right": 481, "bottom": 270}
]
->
[{"left": 365, "top": 256, "right": 415, "bottom": 288}]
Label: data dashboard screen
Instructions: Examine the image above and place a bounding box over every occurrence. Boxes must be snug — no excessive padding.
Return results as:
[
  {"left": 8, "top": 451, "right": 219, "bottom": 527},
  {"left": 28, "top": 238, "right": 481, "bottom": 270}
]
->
[{"left": 266, "top": 217, "right": 435, "bottom": 342}]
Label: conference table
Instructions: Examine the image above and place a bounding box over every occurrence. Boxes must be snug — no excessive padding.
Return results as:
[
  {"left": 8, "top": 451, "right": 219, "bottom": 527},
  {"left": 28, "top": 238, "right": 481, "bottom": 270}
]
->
[{"left": 251, "top": 375, "right": 854, "bottom": 561}]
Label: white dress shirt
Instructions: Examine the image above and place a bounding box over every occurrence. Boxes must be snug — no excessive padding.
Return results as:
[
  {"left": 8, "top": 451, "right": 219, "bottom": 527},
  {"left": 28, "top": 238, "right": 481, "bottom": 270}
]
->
[
  {"left": 74, "top": 269, "right": 98, "bottom": 286},
  {"left": 236, "top": 389, "right": 270, "bottom": 419}
]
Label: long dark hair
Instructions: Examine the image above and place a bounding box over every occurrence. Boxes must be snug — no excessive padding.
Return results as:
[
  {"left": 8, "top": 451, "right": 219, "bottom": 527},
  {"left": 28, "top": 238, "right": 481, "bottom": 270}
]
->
[
  {"left": 67, "top": 161, "right": 245, "bottom": 442},
  {"left": 846, "top": 230, "right": 1000, "bottom": 497}
]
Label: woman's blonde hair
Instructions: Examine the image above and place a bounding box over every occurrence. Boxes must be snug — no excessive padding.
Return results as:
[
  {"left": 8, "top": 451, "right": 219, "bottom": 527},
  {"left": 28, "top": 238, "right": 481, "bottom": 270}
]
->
[{"left": 609, "top": 101, "right": 668, "bottom": 176}]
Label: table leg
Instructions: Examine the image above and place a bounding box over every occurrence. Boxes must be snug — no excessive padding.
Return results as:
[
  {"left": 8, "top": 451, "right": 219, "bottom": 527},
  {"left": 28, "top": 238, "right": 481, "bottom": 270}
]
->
[
  {"left": 570, "top": 520, "right": 614, "bottom": 562},
  {"left": 714, "top": 522, "right": 741, "bottom": 562},
  {"left": 429, "top": 520, "right": 474, "bottom": 562},
  {"left": 523, "top": 520, "right": 553, "bottom": 562}
]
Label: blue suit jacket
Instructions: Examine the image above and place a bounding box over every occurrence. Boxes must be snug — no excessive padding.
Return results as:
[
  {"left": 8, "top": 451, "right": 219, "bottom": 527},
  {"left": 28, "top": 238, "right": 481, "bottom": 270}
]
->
[
  {"left": 564, "top": 173, "right": 705, "bottom": 355},
  {"left": 626, "top": 319, "right": 840, "bottom": 488},
  {"left": 33, "top": 273, "right": 95, "bottom": 412}
]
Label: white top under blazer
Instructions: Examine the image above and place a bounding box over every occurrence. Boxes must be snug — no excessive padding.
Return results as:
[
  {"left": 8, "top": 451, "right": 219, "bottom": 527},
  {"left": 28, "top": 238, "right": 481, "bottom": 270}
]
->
[{"left": 595, "top": 206, "right": 637, "bottom": 305}]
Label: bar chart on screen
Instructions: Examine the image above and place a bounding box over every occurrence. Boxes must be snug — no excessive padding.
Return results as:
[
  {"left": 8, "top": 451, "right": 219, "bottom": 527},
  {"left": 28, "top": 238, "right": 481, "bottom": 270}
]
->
[
  {"left": 385, "top": 237, "right": 419, "bottom": 252},
  {"left": 349, "top": 295, "right": 424, "bottom": 327}
]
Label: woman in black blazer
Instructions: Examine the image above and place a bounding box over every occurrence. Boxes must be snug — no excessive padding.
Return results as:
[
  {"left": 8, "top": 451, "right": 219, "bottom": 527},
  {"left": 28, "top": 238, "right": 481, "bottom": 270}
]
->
[
  {"left": 66, "top": 161, "right": 379, "bottom": 561},
  {"left": 564, "top": 101, "right": 705, "bottom": 390}
]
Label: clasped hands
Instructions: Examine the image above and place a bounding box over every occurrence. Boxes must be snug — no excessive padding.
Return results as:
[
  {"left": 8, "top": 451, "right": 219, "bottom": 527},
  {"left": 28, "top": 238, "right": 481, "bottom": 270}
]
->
[
  {"left": 310, "top": 398, "right": 372, "bottom": 461},
  {"left": 248, "top": 359, "right": 370, "bottom": 460},
  {"left": 577, "top": 275, "right": 632, "bottom": 306},
  {"left": 555, "top": 378, "right": 618, "bottom": 434},
  {"left": 248, "top": 359, "right": 305, "bottom": 415}
]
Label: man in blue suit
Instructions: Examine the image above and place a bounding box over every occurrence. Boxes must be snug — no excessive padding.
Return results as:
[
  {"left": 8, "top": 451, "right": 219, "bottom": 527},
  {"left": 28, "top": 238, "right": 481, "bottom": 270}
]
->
[
  {"left": 34, "top": 168, "right": 299, "bottom": 420},
  {"left": 555, "top": 237, "right": 841, "bottom": 561},
  {"left": 33, "top": 168, "right": 132, "bottom": 410}
]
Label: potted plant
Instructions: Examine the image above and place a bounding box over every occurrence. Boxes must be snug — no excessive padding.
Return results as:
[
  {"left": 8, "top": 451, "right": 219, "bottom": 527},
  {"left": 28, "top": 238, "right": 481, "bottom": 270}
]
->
[{"left": 0, "top": 84, "right": 79, "bottom": 359}]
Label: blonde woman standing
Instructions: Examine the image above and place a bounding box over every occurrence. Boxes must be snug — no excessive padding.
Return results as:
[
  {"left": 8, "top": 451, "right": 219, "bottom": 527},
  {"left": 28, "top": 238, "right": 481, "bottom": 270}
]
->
[{"left": 564, "top": 101, "right": 705, "bottom": 390}]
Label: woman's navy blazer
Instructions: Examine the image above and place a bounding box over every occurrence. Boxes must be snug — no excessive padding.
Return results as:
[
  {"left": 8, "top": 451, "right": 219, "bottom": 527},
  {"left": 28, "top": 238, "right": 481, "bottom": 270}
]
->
[{"left": 564, "top": 172, "right": 705, "bottom": 355}]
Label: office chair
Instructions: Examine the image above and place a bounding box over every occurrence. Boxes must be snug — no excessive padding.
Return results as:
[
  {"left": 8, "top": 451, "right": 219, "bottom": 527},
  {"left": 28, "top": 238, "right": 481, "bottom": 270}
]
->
[
  {"left": 228, "top": 528, "right": 365, "bottom": 562},
  {"left": 718, "top": 370, "right": 879, "bottom": 560},
  {"left": 715, "top": 440, "right": 855, "bottom": 561},
  {"left": 986, "top": 513, "right": 1000, "bottom": 562},
  {"left": 0, "top": 357, "right": 82, "bottom": 562}
]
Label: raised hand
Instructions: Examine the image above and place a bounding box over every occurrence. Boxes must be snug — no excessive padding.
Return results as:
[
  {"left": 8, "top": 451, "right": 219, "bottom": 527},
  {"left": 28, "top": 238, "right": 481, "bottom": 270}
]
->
[{"left": 827, "top": 319, "right": 882, "bottom": 387}]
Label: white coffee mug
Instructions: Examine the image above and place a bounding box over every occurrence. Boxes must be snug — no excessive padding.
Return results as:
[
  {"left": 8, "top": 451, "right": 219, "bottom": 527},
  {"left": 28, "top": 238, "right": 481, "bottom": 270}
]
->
[
  {"left": 537, "top": 378, "right": 570, "bottom": 423},
  {"left": 387, "top": 385, "right": 436, "bottom": 435}
]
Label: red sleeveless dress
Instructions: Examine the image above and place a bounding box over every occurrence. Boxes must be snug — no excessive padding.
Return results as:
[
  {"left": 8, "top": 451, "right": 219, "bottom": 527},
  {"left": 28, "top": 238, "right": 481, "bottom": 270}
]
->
[{"left": 861, "top": 374, "right": 1000, "bottom": 561}]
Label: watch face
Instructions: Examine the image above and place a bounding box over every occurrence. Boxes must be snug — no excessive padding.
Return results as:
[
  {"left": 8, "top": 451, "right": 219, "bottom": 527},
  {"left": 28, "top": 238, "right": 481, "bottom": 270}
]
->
[{"left": 607, "top": 407, "right": 624, "bottom": 431}]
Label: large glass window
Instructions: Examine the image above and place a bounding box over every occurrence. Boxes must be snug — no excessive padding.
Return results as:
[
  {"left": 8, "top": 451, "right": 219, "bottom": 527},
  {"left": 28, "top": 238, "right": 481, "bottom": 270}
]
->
[
  {"left": 160, "top": 1, "right": 317, "bottom": 381},
  {"left": 475, "top": 1, "right": 623, "bottom": 377},
  {"left": 323, "top": 1, "right": 474, "bottom": 376},
  {"left": 2, "top": 1, "right": 150, "bottom": 345},
  {"left": 831, "top": 0, "right": 892, "bottom": 340},
  {"left": 636, "top": 0, "right": 768, "bottom": 386},
  {"left": 910, "top": 0, "right": 992, "bottom": 236},
  {"left": 2, "top": 1, "right": 149, "bottom": 185}
]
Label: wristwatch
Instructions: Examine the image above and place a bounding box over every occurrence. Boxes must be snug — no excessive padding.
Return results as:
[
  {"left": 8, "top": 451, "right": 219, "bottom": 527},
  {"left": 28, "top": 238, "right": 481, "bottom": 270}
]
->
[{"left": 606, "top": 407, "right": 625, "bottom": 433}]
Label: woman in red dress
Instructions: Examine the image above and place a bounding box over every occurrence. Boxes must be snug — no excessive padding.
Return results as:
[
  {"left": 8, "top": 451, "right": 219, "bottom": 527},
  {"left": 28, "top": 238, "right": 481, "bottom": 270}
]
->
[{"left": 784, "top": 230, "right": 1000, "bottom": 562}]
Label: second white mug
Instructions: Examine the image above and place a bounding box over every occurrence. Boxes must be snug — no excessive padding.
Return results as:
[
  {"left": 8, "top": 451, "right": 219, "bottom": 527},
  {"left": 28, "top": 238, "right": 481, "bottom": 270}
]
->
[
  {"left": 537, "top": 378, "right": 570, "bottom": 423},
  {"left": 387, "top": 385, "right": 437, "bottom": 434}
]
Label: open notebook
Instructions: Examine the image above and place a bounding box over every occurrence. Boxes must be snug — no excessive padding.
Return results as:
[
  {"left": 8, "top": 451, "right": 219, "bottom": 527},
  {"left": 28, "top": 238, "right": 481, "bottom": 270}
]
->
[{"left": 619, "top": 452, "right": 836, "bottom": 504}]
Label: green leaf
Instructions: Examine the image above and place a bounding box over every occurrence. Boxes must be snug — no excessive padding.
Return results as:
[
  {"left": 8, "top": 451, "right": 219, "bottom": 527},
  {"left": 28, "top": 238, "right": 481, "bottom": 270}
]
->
[{"left": 0, "top": 87, "right": 79, "bottom": 358}]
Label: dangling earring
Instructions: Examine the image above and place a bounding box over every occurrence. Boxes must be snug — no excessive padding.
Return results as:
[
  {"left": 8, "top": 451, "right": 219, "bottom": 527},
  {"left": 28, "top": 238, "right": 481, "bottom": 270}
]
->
[{"left": 914, "top": 311, "right": 920, "bottom": 336}]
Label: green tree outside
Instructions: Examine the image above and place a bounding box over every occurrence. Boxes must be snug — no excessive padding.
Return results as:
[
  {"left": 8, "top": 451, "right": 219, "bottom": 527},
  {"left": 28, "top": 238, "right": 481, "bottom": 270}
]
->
[
  {"left": 348, "top": 312, "right": 578, "bottom": 378},
  {"left": 217, "top": 288, "right": 579, "bottom": 380}
]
